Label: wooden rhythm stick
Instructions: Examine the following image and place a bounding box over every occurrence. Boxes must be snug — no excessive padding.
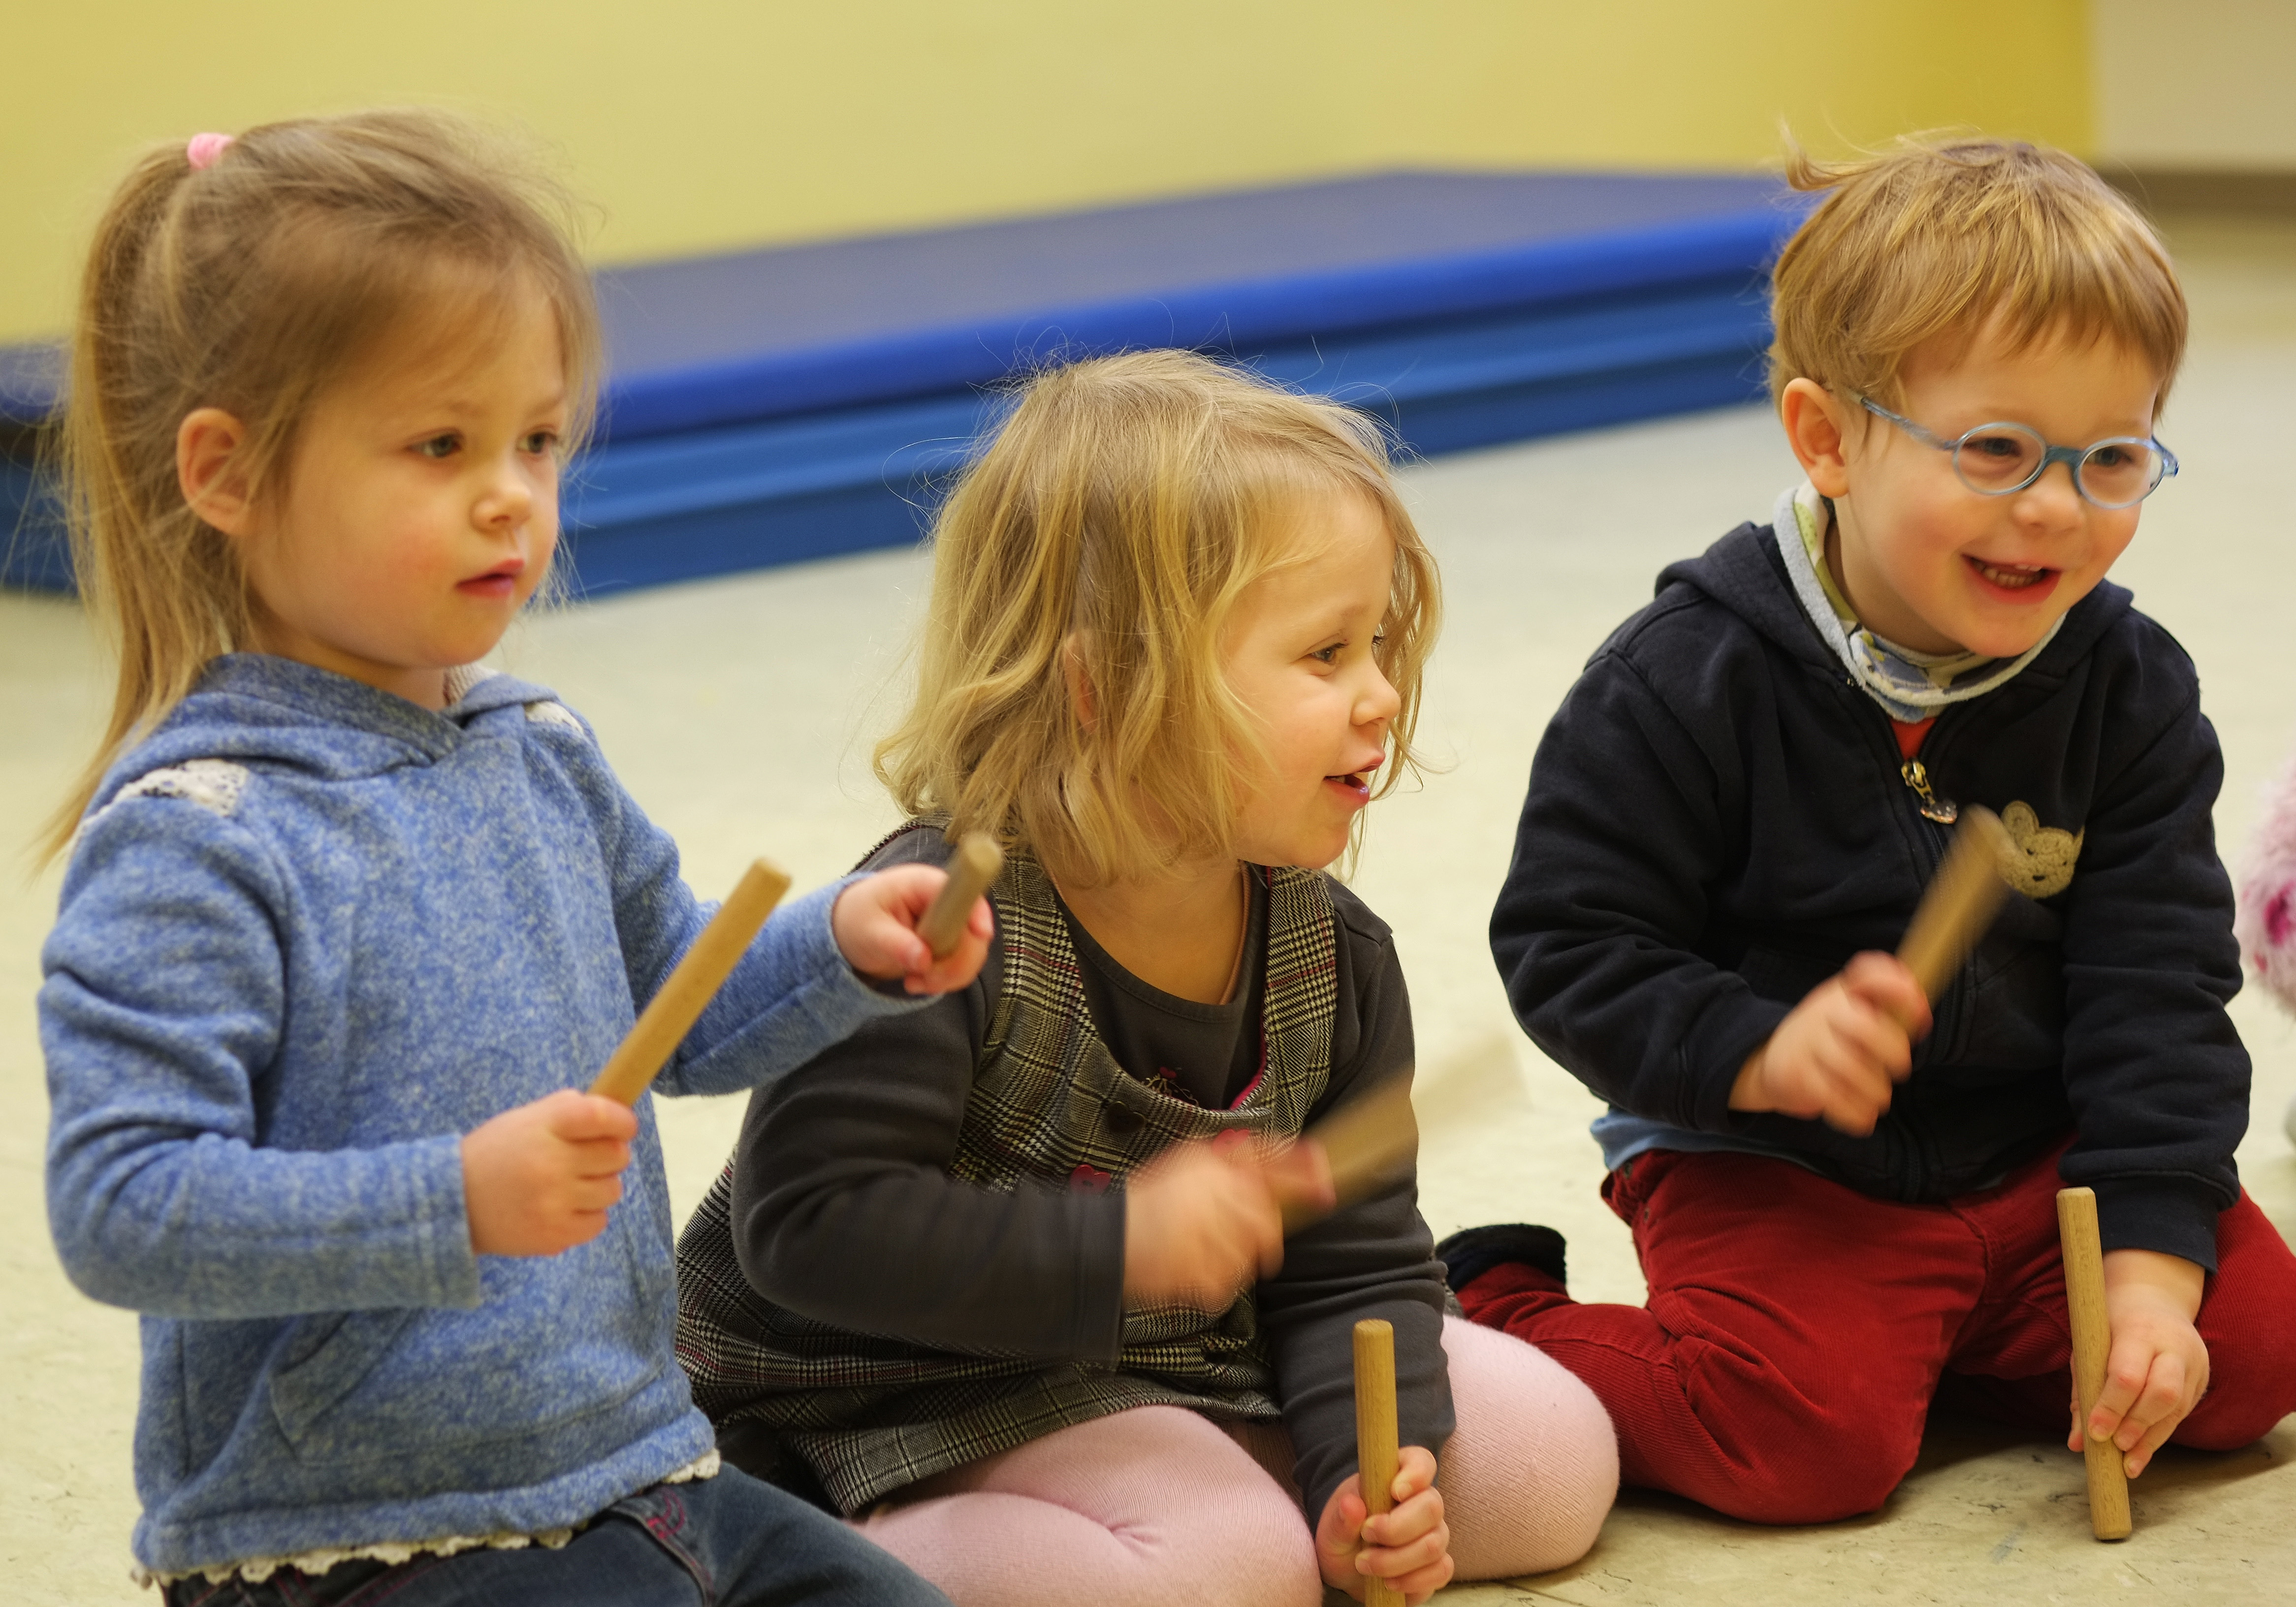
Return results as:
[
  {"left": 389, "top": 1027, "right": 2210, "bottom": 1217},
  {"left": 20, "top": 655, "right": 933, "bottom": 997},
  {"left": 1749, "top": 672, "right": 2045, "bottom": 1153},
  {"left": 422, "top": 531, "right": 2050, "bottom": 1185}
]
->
[
  {"left": 2057, "top": 1186, "right": 2135, "bottom": 1541},
  {"left": 1281, "top": 1074, "right": 1420, "bottom": 1234},
  {"left": 1312, "top": 1074, "right": 1420, "bottom": 1203},
  {"left": 1282, "top": 1037, "right": 1523, "bottom": 1233},
  {"left": 588, "top": 859, "right": 793, "bottom": 1105},
  {"left": 918, "top": 833, "right": 1004, "bottom": 958},
  {"left": 1353, "top": 1318, "right": 1405, "bottom": 1607},
  {"left": 1898, "top": 804, "right": 2015, "bottom": 1002}
]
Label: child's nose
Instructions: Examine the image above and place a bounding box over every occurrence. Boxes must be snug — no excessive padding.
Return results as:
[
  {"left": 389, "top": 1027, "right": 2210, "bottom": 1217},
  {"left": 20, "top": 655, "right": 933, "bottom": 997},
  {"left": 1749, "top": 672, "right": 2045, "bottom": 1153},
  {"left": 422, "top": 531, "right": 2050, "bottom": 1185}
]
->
[
  {"left": 2014, "top": 460, "right": 2086, "bottom": 525},
  {"left": 1357, "top": 662, "right": 1402, "bottom": 725},
  {"left": 476, "top": 455, "right": 535, "bottom": 527}
]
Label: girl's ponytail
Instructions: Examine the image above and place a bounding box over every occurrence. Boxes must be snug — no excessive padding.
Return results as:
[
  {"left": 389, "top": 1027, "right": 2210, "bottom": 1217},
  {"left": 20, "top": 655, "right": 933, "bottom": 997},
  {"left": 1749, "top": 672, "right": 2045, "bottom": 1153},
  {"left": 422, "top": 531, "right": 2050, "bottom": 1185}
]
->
[
  {"left": 40, "top": 111, "right": 600, "bottom": 861},
  {"left": 48, "top": 142, "right": 259, "bottom": 860}
]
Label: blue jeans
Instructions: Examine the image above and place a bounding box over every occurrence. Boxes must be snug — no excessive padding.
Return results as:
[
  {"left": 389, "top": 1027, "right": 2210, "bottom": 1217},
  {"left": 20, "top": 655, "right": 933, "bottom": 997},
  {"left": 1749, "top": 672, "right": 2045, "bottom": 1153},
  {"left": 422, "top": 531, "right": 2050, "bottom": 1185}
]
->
[{"left": 160, "top": 1471, "right": 949, "bottom": 1607}]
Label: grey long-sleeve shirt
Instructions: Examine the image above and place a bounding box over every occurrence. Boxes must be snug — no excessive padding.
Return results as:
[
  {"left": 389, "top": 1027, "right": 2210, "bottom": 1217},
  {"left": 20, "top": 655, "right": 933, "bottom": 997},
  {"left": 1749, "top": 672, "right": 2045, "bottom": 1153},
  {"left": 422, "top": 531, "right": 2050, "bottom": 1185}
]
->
[{"left": 721, "top": 831, "right": 1454, "bottom": 1518}]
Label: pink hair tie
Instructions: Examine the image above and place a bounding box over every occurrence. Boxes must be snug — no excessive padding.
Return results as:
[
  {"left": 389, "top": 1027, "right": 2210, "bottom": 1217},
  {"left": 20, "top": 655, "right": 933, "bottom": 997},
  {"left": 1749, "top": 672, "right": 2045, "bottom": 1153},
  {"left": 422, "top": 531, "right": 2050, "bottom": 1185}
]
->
[{"left": 186, "top": 132, "right": 235, "bottom": 171}]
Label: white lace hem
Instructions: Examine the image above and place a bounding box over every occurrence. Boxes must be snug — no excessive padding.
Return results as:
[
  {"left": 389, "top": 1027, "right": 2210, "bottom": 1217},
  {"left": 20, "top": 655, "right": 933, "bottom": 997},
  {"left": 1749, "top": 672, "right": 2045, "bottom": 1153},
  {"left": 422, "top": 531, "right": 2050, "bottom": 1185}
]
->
[{"left": 135, "top": 1451, "right": 720, "bottom": 1588}]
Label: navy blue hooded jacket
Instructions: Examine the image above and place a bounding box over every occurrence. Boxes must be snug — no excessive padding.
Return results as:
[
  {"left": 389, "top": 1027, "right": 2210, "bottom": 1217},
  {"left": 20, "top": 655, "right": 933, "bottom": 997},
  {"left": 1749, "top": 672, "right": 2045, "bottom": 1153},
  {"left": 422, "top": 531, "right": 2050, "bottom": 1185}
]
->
[{"left": 1491, "top": 517, "right": 2247, "bottom": 1268}]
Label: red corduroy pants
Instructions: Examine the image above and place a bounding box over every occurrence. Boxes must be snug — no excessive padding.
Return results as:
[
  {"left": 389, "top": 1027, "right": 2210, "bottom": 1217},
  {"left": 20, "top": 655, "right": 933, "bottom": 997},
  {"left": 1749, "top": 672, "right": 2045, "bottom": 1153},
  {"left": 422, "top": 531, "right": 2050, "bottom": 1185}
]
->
[{"left": 1457, "top": 1142, "right": 2296, "bottom": 1523}]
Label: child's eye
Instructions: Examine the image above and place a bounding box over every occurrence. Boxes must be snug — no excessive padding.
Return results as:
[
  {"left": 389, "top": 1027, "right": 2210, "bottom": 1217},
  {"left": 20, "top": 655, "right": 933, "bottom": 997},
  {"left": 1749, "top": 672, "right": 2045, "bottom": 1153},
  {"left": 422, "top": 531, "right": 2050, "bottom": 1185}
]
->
[
  {"left": 414, "top": 433, "right": 461, "bottom": 460},
  {"left": 1310, "top": 642, "right": 1344, "bottom": 666},
  {"left": 521, "top": 429, "right": 560, "bottom": 457}
]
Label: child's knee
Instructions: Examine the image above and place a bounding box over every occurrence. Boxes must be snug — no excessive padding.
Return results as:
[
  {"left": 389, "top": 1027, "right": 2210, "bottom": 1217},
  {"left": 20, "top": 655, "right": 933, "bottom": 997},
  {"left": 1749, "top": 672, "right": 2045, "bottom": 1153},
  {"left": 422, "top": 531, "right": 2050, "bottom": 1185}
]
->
[
  {"left": 2178, "top": 1332, "right": 2296, "bottom": 1450},
  {"left": 1722, "top": 1431, "right": 1915, "bottom": 1524},
  {"left": 1437, "top": 1318, "right": 1619, "bottom": 1575},
  {"left": 2186, "top": 1225, "right": 2296, "bottom": 1449},
  {"left": 1671, "top": 1382, "right": 1920, "bottom": 1523}
]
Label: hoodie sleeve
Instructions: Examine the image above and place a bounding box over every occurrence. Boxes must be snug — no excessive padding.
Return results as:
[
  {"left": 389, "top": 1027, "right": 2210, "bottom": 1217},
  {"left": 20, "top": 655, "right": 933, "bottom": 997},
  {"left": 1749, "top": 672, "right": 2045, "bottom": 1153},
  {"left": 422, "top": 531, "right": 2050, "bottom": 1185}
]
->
[
  {"left": 556, "top": 726, "right": 925, "bottom": 1100},
  {"left": 2055, "top": 682, "right": 2248, "bottom": 1269},
  {"left": 43, "top": 799, "right": 480, "bottom": 1318},
  {"left": 1490, "top": 640, "right": 1790, "bottom": 1131}
]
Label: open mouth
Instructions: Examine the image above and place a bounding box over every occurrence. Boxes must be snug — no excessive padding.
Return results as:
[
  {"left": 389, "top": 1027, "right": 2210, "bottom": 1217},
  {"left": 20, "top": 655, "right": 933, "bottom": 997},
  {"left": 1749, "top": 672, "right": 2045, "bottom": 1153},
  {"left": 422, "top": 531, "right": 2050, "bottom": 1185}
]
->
[
  {"left": 1965, "top": 555, "right": 2056, "bottom": 595},
  {"left": 457, "top": 564, "right": 523, "bottom": 598},
  {"left": 1323, "top": 769, "right": 1375, "bottom": 802}
]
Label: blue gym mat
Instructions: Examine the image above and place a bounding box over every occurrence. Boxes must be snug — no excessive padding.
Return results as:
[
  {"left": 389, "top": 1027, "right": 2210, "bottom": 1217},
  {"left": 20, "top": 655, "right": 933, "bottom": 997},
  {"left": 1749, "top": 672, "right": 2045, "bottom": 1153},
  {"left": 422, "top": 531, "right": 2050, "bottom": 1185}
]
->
[{"left": 3, "top": 170, "right": 1810, "bottom": 596}]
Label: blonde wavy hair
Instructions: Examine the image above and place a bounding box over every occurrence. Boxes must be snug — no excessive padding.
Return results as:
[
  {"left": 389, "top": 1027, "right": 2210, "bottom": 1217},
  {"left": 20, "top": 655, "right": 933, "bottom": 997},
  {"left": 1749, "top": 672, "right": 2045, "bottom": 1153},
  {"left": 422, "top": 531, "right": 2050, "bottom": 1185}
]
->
[
  {"left": 1769, "top": 133, "right": 2186, "bottom": 411},
  {"left": 43, "top": 108, "right": 598, "bottom": 859},
  {"left": 874, "top": 349, "right": 1440, "bottom": 887}
]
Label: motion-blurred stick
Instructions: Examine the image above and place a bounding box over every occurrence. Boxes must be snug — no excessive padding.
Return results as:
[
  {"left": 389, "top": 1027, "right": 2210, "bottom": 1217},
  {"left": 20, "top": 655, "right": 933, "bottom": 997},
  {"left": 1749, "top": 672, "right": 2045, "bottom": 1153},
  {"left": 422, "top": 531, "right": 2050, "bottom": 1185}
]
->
[
  {"left": 1354, "top": 1318, "right": 1405, "bottom": 1607},
  {"left": 1898, "top": 805, "right": 2015, "bottom": 1002},
  {"left": 2057, "top": 1186, "right": 2135, "bottom": 1541},
  {"left": 919, "top": 833, "right": 1003, "bottom": 958},
  {"left": 1300, "top": 1074, "right": 1421, "bottom": 1217},
  {"left": 1283, "top": 1037, "right": 1524, "bottom": 1234},
  {"left": 588, "top": 859, "right": 792, "bottom": 1105}
]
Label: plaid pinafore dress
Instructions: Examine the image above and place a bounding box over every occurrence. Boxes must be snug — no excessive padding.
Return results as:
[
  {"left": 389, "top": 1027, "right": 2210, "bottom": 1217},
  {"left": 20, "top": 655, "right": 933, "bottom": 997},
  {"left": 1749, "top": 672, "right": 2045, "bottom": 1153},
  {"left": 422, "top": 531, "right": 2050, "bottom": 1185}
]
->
[{"left": 674, "top": 824, "right": 1340, "bottom": 1513}]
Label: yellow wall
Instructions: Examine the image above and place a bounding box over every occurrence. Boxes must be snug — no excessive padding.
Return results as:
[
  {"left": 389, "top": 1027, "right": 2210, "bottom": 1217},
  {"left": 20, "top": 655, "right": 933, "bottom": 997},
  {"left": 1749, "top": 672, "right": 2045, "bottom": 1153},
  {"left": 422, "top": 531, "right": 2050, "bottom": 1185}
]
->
[{"left": 2, "top": 0, "right": 2093, "bottom": 345}]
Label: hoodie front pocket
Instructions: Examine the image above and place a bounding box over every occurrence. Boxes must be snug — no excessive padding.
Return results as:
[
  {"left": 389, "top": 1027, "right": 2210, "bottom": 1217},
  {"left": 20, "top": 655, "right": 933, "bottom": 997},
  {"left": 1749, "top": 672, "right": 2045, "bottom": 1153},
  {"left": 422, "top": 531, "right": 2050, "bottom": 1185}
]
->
[
  {"left": 266, "top": 1216, "right": 667, "bottom": 1468},
  {"left": 268, "top": 1308, "right": 418, "bottom": 1449}
]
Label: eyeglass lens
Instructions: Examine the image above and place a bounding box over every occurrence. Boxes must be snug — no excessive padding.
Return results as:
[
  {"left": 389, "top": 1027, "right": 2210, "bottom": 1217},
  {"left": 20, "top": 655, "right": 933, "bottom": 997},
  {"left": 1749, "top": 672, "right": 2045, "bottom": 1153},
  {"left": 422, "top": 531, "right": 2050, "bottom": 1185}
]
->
[{"left": 1951, "top": 425, "right": 2165, "bottom": 507}]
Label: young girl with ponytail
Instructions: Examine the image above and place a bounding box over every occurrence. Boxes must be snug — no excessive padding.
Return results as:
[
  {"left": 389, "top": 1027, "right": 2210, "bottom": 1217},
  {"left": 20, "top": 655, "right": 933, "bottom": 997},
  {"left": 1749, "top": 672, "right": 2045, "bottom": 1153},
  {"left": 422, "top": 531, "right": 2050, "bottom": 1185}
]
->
[{"left": 39, "top": 111, "right": 979, "bottom": 1605}]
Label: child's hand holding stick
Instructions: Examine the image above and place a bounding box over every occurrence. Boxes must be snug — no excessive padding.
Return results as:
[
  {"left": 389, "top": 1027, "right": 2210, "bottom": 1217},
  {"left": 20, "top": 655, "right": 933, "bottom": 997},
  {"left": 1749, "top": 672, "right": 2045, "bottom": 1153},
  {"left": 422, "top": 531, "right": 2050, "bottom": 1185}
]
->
[
  {"left": 1730, "top": 806, "right": 2015, "bottom": 1135},
  {"left": 1311, "top": 1318, "right": 1453, "bottom": 1603},
  {"left": 1354, "top": 1319, "right": 1406, "bottom": 1607},
  {"left": 464, "top": 859, "right": 792, "bottom": 1256},
  {"left": 918, "top": 833, "right": 1003, "bottom": 958},
  {"left": 2056, "top": 1186, "right": 2135, "bottom": 1541}
]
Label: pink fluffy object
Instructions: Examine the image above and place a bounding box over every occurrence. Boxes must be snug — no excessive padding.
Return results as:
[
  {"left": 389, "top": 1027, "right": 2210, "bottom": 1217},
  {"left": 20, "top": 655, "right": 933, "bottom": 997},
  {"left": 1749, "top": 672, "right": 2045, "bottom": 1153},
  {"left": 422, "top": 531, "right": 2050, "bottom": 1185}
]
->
[{"left": 2235, "top": 746, "right": 2296, "bottom": 1014}]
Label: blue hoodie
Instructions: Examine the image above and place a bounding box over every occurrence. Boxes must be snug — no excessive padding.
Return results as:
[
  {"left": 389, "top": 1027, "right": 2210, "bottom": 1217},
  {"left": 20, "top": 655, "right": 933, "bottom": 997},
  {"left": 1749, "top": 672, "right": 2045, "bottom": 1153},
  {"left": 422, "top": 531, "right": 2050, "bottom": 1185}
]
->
[{"left": 41, "top": 654, "right": 920, "bottom": 1577}]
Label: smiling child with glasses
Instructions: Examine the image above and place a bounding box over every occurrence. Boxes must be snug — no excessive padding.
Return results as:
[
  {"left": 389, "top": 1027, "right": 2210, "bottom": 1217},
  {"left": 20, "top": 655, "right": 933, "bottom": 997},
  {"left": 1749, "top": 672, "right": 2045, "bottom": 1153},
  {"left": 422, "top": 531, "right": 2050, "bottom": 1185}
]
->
[{"left": 1439, "top": 135, "right": 2296, "bottom": 1525}]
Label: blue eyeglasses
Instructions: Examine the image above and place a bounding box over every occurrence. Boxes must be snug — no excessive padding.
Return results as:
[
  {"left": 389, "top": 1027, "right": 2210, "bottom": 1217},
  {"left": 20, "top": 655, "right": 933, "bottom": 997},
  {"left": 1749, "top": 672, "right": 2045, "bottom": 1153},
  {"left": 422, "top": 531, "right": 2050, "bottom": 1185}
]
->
[{"left": 1855, "top": 394, "right": 2178, "bottom": 510}]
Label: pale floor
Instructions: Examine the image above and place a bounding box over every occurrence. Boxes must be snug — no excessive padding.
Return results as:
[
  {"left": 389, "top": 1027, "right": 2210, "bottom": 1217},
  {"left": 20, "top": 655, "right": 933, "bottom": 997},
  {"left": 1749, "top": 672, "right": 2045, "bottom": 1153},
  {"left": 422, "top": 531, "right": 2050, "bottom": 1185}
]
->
[{"left": 4, "top": 216, "right": 2294, "bottom": 1604}]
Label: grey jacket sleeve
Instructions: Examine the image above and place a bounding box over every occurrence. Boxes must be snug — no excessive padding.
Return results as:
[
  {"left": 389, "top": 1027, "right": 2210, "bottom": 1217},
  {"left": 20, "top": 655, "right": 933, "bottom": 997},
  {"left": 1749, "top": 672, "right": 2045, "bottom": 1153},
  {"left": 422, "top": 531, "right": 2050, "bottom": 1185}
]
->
[
  {"left": 725, "top": 924, "right": 1131, "bottom": 1359},
  {"left": 1258, "top": 898, "right": 1454, "bottom": 1521}
]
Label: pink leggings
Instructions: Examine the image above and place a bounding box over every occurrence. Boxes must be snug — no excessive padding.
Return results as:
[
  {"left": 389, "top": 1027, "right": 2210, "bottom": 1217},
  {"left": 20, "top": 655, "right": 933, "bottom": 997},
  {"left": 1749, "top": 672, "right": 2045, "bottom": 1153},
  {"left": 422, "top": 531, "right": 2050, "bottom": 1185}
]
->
[{"left": 856, "top": 1318, "right": 1617, "bottom": 1607}]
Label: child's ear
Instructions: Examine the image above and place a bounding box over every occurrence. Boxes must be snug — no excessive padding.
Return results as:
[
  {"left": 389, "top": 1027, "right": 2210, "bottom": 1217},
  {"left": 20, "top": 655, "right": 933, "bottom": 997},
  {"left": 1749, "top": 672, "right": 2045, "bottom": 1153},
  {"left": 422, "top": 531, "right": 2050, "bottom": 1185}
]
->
[
  {"left": 177, "top": 407, "right": 258, "bottom": 536},
  {"left": 1061, "top": 633, "right": 1096, "bottom": 731},
  {"left": 1779, "top": 379, "right": 1853, "bottom": 500}
]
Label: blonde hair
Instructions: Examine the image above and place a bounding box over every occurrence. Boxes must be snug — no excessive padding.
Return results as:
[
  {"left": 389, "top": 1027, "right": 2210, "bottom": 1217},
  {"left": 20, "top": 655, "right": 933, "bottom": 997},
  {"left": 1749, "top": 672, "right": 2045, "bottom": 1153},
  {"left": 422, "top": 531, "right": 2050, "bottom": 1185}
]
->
[
  {"left": 875, "top": 350, "right": 1440, "bottom": 887},
  {"left": 1769, "top": 133, "right": 2186, "bottom": 412},
  {"left": 45, "top": 108, "right": 599, "bottom": 859}
]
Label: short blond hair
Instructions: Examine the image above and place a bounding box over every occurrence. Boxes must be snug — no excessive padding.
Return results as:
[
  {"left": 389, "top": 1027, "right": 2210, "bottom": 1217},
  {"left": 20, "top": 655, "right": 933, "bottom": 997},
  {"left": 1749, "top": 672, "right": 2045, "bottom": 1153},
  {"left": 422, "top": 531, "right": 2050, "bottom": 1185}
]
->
[
  {"left": 874, "top": 350, "right": 1440, "bottom": 886},
  {"left": 1768, "top": 134, "right": 2186, "bottom": 412}
]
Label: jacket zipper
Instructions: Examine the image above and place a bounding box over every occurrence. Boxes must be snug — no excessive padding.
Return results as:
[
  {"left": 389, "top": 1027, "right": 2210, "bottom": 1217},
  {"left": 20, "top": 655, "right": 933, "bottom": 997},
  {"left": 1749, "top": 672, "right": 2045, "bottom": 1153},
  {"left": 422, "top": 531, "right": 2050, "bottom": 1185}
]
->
[
  {"left": 1867, "top": 690, "right": 1962, "bottom": 1202},
  {"left": 1900, "top": 760, "right": 1959, "bottom": 825}
]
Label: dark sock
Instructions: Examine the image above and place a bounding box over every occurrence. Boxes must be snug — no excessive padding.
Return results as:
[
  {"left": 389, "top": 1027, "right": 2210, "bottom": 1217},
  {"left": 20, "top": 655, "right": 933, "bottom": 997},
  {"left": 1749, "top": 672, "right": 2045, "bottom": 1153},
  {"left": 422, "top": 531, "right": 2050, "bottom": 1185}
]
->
[{"left": 1434, "top": 1223, "right": 1568, "bottom": 1295}]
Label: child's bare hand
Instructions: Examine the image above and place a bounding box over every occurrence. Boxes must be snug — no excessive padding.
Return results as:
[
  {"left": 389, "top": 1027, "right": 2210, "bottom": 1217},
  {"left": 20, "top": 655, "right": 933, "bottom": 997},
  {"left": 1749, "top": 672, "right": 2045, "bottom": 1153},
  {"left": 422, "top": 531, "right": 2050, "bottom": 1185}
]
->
[
  {"left": 1122, "top": 1134, "right": 1288, "bottom": 1310},
  {"left": 462, "top": 1090, "right": 638, "bottom": 1257},
  {"left": 1314, "top": 1445, "right": 1453, "bottom": 1603},
  {"left": 1730, "top": 952, "right": 1928, "bottom": 1135},
  {"left": 831, "top": 866, "right": 992, "bottom": 995},
  {"left": 2069, "top": 1249, "right": 2209, "bottom": 1478}
]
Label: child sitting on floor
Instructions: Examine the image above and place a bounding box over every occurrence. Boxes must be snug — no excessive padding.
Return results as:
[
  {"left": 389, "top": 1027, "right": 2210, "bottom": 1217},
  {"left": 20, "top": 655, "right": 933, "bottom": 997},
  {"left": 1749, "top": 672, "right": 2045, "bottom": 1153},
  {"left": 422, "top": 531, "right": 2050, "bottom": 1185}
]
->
[
  {"left": 1444, "top": 135, "right": 2296, "bottom": 1524},
  {"left": 40, "top": 112, "right": 985, "bottom": 1604},
  {"left": 674, "top": 350, "right": 1618, "bottom": 1607}
]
